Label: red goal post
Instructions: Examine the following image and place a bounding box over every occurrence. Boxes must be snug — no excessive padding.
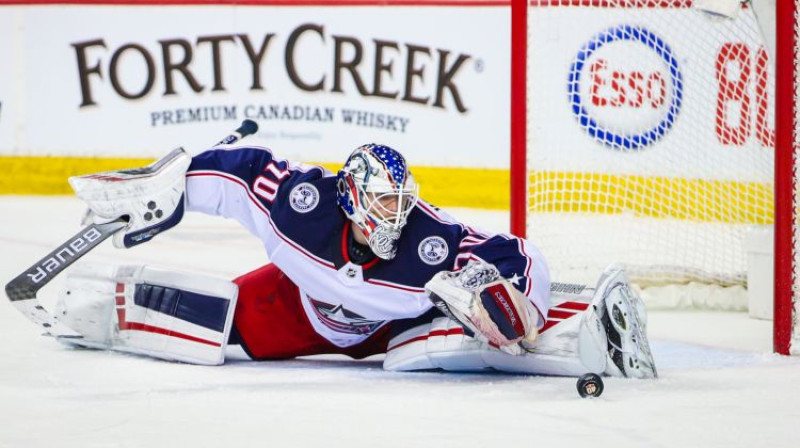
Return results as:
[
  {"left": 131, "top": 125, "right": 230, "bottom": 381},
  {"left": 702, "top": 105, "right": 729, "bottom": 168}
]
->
[
  {"left": 510, "top": 0, "right": 798, "bottom": 355},
  {"left": 775, "top": 0, "right": 797, "bottom": 355}
]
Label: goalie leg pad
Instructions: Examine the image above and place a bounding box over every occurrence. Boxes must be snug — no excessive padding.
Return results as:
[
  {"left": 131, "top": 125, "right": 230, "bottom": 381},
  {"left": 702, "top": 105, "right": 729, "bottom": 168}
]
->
[
  {"left": 577, "top": 306, "right": 609, "bottom": 374},
  {"left": 592, "top": 266, "right": 657, "bottom": 379},
  {"left": 384, "top": 317, "right": 588, "bottom": 376},
  {"left": 56, "top": 263, "right": 237, "bottom": 365},
  {"left": 384, "top": 317, "right": 491, "bottom": 372}
]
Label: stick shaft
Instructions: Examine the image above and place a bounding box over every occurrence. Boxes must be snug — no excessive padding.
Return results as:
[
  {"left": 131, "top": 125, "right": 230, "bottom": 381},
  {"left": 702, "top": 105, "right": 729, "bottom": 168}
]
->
[{"left": 5, "top": 220, "right": 126, "bottom": 302}]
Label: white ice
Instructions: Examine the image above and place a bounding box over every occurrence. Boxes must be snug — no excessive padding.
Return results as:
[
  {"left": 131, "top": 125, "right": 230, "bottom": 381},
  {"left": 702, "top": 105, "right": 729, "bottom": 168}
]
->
[{"left": 1, "top": 197, "right": 798, "bottom": 448}]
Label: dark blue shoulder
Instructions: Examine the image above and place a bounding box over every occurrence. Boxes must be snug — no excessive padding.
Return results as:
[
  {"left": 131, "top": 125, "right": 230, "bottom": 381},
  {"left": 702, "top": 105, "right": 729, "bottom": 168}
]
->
[
  {"left": 403, "top": 202, "right": 466, "bottom": 246},
  {"left": 370, "top": 201, "right": 467, "bottom": 286},
  {"left": 189, "top": 146, "right": 279, "bottom": 182},
  {"left": 269, "top": 174, "right": 346, "bottom": 258}
]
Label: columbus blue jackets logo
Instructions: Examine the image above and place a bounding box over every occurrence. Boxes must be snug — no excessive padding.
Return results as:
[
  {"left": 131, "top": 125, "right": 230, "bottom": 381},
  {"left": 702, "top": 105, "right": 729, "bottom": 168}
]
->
[
  {"left": 309, "top": 297, "right": 385, "bottom": 335},
  {"left": 418, "top": 236, "right": 448, "bottom": 265},
  {"left": 289, "top": 183, "right": 319, "bottom": 213}
]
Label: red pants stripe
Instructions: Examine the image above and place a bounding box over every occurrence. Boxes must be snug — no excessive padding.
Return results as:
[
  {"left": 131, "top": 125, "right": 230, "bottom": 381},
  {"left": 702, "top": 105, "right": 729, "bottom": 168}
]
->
[{"left": 232, "top": 264, "right": 391, "bottom": 360}]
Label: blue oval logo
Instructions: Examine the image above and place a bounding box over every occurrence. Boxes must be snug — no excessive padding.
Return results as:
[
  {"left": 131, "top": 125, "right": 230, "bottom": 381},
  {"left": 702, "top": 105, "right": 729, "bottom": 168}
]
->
[{"left": 568, "top": 25, "right": 683, "bottom": 150}]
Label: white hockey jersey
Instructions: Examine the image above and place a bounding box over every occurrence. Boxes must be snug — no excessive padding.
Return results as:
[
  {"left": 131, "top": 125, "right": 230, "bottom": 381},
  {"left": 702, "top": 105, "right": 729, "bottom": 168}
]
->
[{"left": 185, "top": 145, "right": 551, "bottom": 348}]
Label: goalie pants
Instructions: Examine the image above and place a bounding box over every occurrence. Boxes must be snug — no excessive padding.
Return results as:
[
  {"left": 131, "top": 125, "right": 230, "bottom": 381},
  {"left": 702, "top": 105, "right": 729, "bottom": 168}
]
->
[{"left": 231, "top": 264, "right": 392, "bottom": 360}]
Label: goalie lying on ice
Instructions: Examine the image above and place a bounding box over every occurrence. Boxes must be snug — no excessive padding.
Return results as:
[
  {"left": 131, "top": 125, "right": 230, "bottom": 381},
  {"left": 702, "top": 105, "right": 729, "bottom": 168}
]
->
[{"left": 56, "top": 142, "right": 656, "bottom": 379}]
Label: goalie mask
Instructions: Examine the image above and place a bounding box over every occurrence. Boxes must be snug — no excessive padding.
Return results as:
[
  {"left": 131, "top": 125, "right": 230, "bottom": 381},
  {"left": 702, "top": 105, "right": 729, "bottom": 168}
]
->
[{"left": 336, "top": 144, "right": 419, "bottom": 260}]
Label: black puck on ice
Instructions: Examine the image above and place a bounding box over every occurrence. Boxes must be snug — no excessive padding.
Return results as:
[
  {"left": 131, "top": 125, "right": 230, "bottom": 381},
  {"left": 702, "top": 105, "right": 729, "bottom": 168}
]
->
[{"left": 576, "top": 373, "right": 604, "bottom": 398}]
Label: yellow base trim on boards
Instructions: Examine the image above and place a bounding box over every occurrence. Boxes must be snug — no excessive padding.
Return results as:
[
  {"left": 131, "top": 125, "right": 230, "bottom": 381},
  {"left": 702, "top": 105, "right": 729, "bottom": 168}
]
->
[
  {"left": 0, "top": 156, "right": 774, "bottom": 222},
  {"left": 0, "top": 156, "right": 511, "bottom": 210},
  {"left": 0, "top": 156, "right": 157, "bottom": 195},
  {"left": 317, "top": 163, "right": 510, "bottom": 210}
]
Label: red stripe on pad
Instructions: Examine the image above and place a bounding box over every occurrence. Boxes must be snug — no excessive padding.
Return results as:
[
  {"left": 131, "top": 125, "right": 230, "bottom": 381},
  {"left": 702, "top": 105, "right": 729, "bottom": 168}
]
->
[
  {"left": 540, "top": 302, "right": 589, "bottom": 333},
  {"left": 554, "top": 301, "right": 590, "bottom": 311},
  {"left": 429, "top": 328, "right": 465, "bottom": 338},
  {"left": 119, "top": 322, "right": 221, "bottom": 347},
  {"left": 547, "top": 309, "right": 577, "bottom": 320},
  {"left": 540, "top": 320, "right": 558, "bottom": 333}
]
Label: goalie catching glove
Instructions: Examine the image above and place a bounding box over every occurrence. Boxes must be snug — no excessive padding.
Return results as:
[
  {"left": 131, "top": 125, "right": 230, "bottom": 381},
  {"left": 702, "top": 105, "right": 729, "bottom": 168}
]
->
[
  {"left": 425, "top": 261, "right": 538, "bottom": 348},
  {"left": 68, "top": 148, "right": 191, "bottom": 248}
]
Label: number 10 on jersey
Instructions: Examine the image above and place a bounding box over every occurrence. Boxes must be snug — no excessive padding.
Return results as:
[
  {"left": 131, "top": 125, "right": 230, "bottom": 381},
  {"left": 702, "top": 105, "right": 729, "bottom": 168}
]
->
[{"left": 253, "top": 162, "right": 290, "bottom": 203}]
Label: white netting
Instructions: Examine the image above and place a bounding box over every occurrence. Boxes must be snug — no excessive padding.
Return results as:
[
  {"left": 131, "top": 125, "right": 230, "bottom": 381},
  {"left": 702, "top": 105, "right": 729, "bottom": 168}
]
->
[{"left": 525, "top": 0, "right": 774, "bottom": 287}]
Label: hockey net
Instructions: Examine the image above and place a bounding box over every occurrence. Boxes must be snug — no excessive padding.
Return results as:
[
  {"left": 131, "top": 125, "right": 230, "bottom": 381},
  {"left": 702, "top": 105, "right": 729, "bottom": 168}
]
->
[{"left": 511, "top": 0, "right": 799, "bottom": 354}]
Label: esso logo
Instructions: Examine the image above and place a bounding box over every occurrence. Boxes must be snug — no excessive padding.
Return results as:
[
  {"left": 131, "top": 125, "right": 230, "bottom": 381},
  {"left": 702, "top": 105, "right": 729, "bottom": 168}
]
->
[{"left": 568, "top": 25, "right": 683, "bottom": 150}]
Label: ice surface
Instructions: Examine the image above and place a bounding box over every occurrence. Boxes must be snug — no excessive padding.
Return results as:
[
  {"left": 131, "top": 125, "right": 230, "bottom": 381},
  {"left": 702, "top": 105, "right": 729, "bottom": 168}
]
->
[{"left": 0, "top": 197, "right": 798, "bottom": 448}]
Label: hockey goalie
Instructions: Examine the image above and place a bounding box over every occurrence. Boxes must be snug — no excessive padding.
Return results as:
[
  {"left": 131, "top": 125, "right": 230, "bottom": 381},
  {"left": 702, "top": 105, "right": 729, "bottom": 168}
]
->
[{"left": 53, "top": 141, "right": 656, "bottom": 379}]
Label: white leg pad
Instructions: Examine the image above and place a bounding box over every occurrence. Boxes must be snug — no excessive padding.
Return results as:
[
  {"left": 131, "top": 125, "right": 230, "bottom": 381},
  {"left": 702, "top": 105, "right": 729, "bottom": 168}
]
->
[
  {"left": 55, "top": 263, "right": 238, "bottom": 365},
  {"left": 385, "top": 317, "right": 589, "bottom": 376},
  {"left": 385, "top": 318, "right": 491, "bottom": 372},
  {"left": 481, "top": 350, "right": 589, "bottom": 377}
]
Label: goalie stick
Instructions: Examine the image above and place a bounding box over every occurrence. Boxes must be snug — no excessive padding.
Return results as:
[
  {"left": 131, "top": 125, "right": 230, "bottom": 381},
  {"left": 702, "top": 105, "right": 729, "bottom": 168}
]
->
[{"left": 4, "top": 120, "right": 259, "bottom": 337}]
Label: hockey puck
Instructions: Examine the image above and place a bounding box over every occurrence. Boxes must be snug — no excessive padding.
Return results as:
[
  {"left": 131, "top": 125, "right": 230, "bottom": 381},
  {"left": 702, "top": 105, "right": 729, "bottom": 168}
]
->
[{"left": 576, "top": 373, "right": 604, "bottom": 398}]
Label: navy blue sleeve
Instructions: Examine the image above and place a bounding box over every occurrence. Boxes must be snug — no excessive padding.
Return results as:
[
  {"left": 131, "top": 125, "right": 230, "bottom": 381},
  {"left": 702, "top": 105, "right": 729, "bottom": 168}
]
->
[
  {"left": 188, "top": 147, "right": 294, "bottom": 212},
  {"left": 184, "top": 146, "right": 328, "bottom": 242}
]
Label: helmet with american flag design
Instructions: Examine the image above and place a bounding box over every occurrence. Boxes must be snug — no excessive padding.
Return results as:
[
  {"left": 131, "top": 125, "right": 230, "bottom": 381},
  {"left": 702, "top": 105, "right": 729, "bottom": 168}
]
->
[{"left": 336, "top": 144, "right": 419, "bottom": 260}]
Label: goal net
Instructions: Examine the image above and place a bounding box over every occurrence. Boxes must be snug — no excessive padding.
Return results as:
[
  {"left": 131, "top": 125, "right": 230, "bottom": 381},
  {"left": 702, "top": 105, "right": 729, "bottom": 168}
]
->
[{"left": 511, "top": 0, "right": 798, "bottom": 354}]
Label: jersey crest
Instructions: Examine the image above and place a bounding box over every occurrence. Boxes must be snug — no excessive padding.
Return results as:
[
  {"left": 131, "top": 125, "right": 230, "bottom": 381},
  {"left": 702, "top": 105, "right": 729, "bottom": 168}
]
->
[
  {"left": 418, "top": 236, "right": 449, "bottom": 265},
  {"left": 289, "top": 183, "right": 320, "bottom": 213}
]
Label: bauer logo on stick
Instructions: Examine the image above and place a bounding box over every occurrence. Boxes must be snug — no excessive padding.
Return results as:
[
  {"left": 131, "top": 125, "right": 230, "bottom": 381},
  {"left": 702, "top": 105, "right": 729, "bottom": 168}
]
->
[
  {"left": 568, "top": 25, "right": 683, "bottom": 151},
  {"left": 27, "top": 227, "right": 102, "bottom": 284}
]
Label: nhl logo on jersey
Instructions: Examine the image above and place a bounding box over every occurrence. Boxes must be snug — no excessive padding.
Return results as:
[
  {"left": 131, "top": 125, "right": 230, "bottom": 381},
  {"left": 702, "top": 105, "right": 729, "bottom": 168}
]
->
[
  {"left": 290, "top": 183, "right": 319, "bottom": 213},
  {"left": 418, "top": 236, "right": 448, "bottom": 265}
]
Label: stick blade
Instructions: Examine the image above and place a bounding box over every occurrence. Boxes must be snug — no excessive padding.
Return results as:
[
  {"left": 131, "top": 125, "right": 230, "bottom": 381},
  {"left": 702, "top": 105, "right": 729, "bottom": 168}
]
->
[{"left": 5, "top": 280, "right": 82, "bottom": 337}]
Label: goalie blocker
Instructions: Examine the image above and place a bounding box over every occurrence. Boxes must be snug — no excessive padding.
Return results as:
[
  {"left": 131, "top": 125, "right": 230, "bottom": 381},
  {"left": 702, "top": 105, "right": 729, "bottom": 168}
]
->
[{"left": 56, "top": 263, "right": 237, "bottom": 365}]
